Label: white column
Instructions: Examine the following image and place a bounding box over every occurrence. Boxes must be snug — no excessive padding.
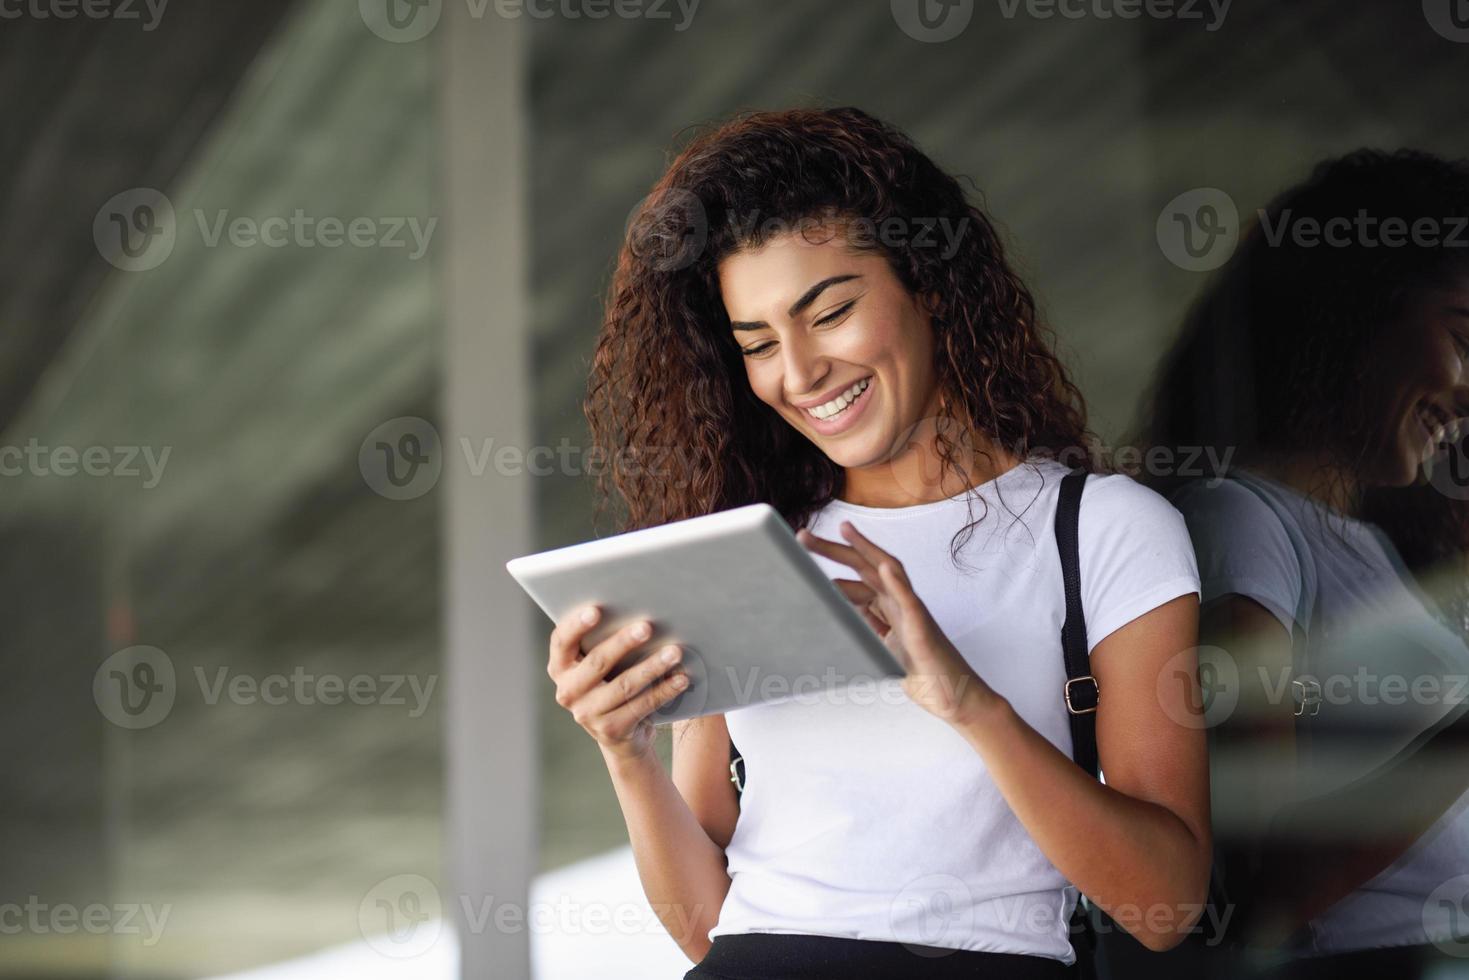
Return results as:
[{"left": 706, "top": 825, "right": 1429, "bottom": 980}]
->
[{"left": 439, "top": 6, "right": 535, "bottom": 978}]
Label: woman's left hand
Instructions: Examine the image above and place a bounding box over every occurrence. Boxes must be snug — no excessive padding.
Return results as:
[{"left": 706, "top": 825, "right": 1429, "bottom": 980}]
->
[{"left": 796, "top": 521, "right": 1000, "bottom": 726}]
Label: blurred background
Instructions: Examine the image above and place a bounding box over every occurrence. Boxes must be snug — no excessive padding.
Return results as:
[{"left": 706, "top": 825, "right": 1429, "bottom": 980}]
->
[{"left": 1, "top": 0, "right": 1467, "bottom": 977}]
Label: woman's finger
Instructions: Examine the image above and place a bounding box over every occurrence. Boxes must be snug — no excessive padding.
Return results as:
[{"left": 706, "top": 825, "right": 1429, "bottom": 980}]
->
[
  {"left": 838, "top": 522, "right": 908, "bottom": 586},
  {"left": 603, "top": 665, "right": 690, "bottom": 736},
  {"left": 857, "top": 602, "right": 891, "bottom": 637},
  {"left": 797, "top": 527, "right": 876, "bottom": 580},
  {"left": 799, "top": 528, "right": 889, "bottom": 598},
  {"left": 580, "top": 643, "right": 684, "bottom": 719},
  {"left": 832, "top": 577, "right": 878, "bottom": 606},
  {"left": 877, "top": 558, "right": 926, "bottom": 620},
  {"left": 831, "top": 577, "right": 890, "bottom": 635},
  {"left": 548, "top": 603, "right": 601, "bottom": 677},
  {"left": 561, "top": 619, "right": 656, "bottom": 703},
  {"left": 841, "top": 523, "right": 925, "bottom": 616}
]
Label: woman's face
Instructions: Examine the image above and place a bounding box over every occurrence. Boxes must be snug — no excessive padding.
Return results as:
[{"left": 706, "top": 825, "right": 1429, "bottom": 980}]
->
[
  {"left": 716, "top": 226, "right": 944, "bottom": 471},
  {"left": 1363, "top": 275, "right": 1469, "bottom": 487}
]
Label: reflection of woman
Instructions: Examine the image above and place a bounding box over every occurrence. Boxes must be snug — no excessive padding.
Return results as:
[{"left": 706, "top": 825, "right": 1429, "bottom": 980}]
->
[
  {"left": 543, "top": 107, "right": 1211, "bottom": 979},
  {"left": 1139, "top": 149, "right": 1469, "bottom": 978}
]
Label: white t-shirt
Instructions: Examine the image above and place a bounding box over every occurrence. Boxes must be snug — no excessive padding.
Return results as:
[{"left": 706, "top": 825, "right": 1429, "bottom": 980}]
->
[
  {"left": 1170, "top": 469, "right": 1469, "bottom": 956},
  {"left": 707, "top": 457, "right": 1201, "bottom": 964}
]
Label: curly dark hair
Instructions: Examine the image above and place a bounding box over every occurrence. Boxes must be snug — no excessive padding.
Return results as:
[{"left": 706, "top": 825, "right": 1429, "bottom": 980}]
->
[
  {"left": 1136, "top": 148, "right": 1469, "bottom": 626},
  {"left": 584, "top": 106, "right": 1093, "bottom": 563}
]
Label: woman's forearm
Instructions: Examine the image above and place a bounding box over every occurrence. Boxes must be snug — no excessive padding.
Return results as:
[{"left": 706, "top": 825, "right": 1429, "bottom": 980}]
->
[
  {"left": 601, "top": 745, "right": 733, "bottom": 963},
  {"left": 953, "top": 693, "right": 1211, "bottom": 951},
  {"left": 1247, "top": 698, "right": 1469, "bottom": 941}
]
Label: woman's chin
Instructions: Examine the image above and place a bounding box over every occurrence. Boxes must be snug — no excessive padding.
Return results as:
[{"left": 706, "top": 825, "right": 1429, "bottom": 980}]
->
[{"left": 819, "top": 437, "right": 907, "bottom": 473}]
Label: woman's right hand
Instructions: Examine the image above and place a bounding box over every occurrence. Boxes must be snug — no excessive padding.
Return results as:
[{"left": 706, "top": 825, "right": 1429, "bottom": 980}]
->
[{"left": 547, "top": 604, "right": 688, "bottom": 762}]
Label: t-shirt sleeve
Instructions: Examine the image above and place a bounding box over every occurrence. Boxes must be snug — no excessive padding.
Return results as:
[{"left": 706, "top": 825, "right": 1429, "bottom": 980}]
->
[
  {"left": 1167, "top": 480, "right": 1302, "bottom": 639},
  {"left": 1075, "top": 475, "right": 1202, "bottom": 653}
]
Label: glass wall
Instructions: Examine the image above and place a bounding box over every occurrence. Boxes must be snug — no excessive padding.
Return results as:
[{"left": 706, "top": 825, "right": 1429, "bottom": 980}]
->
[{"left": 0, "top": 0, "right": 443, "bottom": 974}]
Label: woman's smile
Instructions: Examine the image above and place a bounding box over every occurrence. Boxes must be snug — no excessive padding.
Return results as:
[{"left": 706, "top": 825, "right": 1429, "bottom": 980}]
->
[{"left": 795, "top": 375, "right": 875, "bottom": 435}]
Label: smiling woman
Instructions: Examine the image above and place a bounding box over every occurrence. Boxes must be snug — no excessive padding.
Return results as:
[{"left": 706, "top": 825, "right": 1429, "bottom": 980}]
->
[{"left": 548, "top": 106, "right": 1211, "bottom": 979}]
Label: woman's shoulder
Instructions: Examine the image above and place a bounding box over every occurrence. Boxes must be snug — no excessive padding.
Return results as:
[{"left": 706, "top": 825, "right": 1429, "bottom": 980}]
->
[
  {"left": 1076, "top": 467, "right": 1188, "bottom": 526},
  {"left": 1165, "top": 473, "right": 1303, "bottom": 552}
]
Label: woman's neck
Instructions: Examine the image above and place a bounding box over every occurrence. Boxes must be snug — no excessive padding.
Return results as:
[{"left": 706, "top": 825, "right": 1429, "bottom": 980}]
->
[{"left": 837, "top": 432, "right": 1022, "bottom": 509}]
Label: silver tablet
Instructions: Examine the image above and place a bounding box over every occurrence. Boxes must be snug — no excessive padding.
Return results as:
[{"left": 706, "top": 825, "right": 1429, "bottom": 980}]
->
[{"left": 505, "top": 503, "right": 906, "bottom": 723}]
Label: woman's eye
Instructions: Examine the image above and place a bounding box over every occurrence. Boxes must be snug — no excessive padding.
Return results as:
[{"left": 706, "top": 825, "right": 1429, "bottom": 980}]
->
[
  {"left": 815, "top": 300, "right": 856, "bottom": 327},
  {"left": 741, "top": 342, "right": 776, "bottom": 358}
]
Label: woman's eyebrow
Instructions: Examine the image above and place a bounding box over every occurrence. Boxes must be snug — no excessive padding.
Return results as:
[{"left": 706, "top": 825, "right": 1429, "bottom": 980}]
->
[{"left": 730, "top": 274, "right": 862, "bottom": 331}]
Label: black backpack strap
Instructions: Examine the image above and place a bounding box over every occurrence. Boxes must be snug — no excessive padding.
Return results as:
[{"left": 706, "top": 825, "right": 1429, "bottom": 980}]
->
[
  {"left": 1055, "top": 469, "right": 1100, "bottom": 778},
  {"left": 729, "top": 734, "right": 745, "bottom": 804},
  {"left": 1056, "top": 468, "right": 1104, "bottom": 976}
]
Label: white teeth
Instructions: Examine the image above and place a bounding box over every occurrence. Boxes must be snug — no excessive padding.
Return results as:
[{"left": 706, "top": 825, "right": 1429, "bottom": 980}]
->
[{"left": 807, "top": 378, "right": 870, "bottom": 420}]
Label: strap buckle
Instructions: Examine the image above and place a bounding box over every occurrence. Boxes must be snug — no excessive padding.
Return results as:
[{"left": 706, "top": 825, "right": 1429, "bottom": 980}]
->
[
  {"left": 1292, "top": 678, "right": 1322, "bottom": 717},
  {"left": 729, "top": 755, "right": 745, "bottom": 793},
  {"left": 1064, "top": 676, "right": 1100, "bottom": 715}
]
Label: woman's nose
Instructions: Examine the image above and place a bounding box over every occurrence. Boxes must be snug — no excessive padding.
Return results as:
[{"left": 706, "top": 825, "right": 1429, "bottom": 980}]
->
[{"left": 780, "top": 335, "right": 827, "bottom": 399}]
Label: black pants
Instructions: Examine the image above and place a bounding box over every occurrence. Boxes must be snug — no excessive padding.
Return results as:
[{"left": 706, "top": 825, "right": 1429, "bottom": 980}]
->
[{"left": 684, "top": 933, "right": 1076, "bottom": 979}]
